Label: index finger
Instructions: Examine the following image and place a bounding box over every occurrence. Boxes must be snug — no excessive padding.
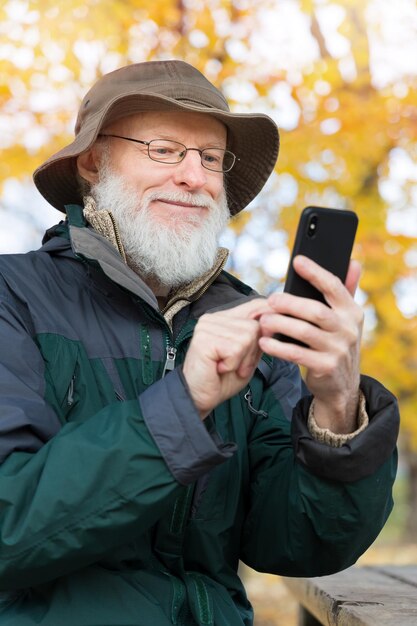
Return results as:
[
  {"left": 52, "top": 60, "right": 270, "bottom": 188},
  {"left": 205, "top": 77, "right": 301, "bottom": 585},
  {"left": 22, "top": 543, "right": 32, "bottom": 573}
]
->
[
  {"left": 344, "top": 259, "right": 362, "bottom": 297},
  {"left": 292, "top": 255, "right": 355, "bottom": 306},
  {"left": 218, "top": 297, "right": 273, "bottom": 320}
]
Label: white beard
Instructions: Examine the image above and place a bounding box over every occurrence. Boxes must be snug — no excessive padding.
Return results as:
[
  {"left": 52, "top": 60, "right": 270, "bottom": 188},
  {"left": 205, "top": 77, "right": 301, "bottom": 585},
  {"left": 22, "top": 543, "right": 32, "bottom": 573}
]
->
[{"left": 91, "top": 169, "right": 230, "bottom": 288}]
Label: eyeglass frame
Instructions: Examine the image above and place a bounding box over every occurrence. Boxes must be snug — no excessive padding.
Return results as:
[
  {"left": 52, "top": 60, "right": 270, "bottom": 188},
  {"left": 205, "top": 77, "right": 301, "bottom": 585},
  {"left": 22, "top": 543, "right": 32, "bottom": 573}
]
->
[{"left": 97, "top": 133, "right": 238, "bottom": 173}]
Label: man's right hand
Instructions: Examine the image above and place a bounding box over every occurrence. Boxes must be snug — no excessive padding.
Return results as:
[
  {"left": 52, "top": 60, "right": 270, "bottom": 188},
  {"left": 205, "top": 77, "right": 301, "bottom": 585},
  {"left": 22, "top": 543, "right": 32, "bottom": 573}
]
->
[{"left": 182, "top": 299, "right": 272, "bottom": 419}]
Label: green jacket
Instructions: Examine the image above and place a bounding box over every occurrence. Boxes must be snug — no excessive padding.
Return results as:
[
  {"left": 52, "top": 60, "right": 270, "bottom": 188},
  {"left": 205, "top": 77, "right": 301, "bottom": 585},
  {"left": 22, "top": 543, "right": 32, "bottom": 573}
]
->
[{"left": 0, "top": 206, "right": 399, "bottom": 625}]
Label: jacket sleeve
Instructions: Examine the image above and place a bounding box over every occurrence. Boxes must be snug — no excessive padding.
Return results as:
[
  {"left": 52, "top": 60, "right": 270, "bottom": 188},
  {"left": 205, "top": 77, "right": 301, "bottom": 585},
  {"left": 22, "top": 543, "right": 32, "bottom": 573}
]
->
[
  {"left": 0, "top": 287, "right": 232, "bottom": 590},
  {"left": 240, "top": 363, "right": 399, "bottom": 577}
]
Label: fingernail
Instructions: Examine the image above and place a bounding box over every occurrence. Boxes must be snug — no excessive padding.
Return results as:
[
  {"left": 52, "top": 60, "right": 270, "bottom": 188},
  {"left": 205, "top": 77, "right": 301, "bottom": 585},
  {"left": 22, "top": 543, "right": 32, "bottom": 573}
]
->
[{"left": 294, "top": 254, "right": 307, "bottom": 266}]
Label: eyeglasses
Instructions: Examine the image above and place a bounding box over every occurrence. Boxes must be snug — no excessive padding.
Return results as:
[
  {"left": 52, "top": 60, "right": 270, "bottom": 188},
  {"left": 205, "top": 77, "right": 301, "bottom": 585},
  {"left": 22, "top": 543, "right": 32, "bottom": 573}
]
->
[{"left": 98, "top": 134, "right": 238, "bottom": 173}]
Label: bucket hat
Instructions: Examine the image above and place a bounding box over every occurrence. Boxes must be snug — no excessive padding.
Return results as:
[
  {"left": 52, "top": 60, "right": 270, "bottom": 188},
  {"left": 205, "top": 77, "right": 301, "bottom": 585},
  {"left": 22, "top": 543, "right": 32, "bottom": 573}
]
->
[{"left": 33, "top": 59, "right": 279, "bottom": 216}]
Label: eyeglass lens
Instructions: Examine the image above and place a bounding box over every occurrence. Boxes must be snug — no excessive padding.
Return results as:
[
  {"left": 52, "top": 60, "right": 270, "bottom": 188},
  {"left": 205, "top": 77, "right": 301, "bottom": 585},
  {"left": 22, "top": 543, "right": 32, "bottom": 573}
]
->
[{"left": 147, "top": 140, "right": 235, "bottom": 172}]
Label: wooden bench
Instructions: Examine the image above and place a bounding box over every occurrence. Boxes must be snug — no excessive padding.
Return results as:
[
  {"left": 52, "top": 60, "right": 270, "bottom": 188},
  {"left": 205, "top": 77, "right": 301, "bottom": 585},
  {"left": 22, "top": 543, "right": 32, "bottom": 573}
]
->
[{"left": 283, "top": 565, "right": 417, "bottom": 625}]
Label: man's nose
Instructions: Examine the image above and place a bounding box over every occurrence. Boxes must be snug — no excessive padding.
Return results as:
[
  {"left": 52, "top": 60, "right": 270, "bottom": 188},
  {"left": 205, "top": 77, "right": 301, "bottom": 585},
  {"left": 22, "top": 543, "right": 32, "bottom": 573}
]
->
[{"left": 172, "top": 149, "right": 208, "bottom": 189}]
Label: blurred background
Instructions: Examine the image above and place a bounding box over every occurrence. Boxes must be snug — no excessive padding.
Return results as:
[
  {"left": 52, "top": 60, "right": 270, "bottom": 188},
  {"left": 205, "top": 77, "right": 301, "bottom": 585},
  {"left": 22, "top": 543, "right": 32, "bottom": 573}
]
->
[{"left": 1, "top": 0, "right": 416, "bottom": 623}]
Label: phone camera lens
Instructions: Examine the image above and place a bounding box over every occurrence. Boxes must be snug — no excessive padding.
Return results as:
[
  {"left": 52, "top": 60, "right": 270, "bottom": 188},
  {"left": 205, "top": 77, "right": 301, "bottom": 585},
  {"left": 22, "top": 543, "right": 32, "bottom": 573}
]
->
[{"left": 307, "top": 215, "right": 318, "bottom": 238}]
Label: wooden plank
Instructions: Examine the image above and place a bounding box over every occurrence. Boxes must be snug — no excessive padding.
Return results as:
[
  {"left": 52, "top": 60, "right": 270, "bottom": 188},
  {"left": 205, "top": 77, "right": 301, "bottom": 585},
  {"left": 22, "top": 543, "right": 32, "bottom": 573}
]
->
[
  {"left": 283, "top": 566, "right": 417, "bottom": 626},
  {"left": 376, "top": 564, "right": 417, "bottom": 586}
]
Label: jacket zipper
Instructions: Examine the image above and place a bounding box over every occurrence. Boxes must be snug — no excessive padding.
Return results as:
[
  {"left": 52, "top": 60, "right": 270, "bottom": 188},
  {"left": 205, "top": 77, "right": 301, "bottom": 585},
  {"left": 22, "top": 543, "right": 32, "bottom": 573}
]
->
[
  {"left": 161, "top": 317, "right": 197, "bottom": 378},
  {"left": 162, "top": 345, "right": 177, "bottom": 377},
  {"left": 107, "top": 212, "right": 127, "bottom": 263}
]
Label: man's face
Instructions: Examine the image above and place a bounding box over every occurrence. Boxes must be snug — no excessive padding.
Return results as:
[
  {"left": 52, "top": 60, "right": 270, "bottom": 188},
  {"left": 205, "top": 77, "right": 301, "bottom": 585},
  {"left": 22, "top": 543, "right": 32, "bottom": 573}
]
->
[
  {"left": 98, "top": 110, "right": 227, "bottom": 229},
  {"left": 84, "top": 110, "right": 231, "bottom": 290}
]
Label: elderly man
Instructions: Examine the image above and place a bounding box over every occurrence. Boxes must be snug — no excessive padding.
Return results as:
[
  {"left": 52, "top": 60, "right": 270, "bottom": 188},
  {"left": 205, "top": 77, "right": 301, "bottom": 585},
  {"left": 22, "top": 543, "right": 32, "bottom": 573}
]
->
[{"left": 0, "top": 60, "right": 398, "bottom": 625}]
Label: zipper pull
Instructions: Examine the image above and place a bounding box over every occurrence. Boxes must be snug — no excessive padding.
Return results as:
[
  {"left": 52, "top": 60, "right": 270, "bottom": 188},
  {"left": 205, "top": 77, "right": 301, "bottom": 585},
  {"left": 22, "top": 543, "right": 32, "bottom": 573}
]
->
[
  {"left": 67, "top": 376, "right": 75, "bottom": 407},
  {"left": 162, "top": 346, "right": 177, "bottom": 377},
  {"left": 244, "top": 389, "right": 269, "bottom": 419}
]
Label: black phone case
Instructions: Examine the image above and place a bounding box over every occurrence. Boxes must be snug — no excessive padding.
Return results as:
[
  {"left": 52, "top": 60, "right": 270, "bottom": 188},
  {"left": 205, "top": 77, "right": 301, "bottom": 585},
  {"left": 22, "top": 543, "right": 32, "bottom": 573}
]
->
[{"left": 278, "top": 206, "right": 358, "bottom": 344}]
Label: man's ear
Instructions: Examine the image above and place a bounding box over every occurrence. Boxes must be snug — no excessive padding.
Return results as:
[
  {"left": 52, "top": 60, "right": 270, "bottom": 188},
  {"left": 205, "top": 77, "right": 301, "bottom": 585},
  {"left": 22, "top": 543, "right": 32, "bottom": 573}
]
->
[{"left": 77, "top": 148, "right": 101, "bottom": 184}]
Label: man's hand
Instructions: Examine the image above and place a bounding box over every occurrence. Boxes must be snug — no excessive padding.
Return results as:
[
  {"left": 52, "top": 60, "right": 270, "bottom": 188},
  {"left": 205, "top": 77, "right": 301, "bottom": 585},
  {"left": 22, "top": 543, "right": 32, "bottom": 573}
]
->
[
  {"left": 258, "top": 255, "right": 364, "bottom": 434},
  {"left": 183, "top": 299, "right": 272, "bottom": 419}
]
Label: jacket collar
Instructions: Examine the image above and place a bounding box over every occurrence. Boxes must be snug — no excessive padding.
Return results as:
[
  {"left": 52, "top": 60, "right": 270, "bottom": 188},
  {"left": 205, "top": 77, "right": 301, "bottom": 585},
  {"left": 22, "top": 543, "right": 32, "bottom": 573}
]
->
[{"left": 62, "top": 204, "right": 230, "bottom": 321}]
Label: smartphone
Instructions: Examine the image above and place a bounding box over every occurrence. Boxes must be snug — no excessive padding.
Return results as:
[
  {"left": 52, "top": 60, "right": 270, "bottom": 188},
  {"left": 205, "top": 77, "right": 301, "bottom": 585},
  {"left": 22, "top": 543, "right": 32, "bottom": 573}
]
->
[{"left": 277, "top": 206, "right": 358, "bottom": 345}]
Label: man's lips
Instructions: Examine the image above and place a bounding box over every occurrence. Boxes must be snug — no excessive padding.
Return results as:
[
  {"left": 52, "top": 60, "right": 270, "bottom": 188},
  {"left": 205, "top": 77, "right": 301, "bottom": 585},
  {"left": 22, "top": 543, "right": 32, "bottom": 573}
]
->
[{"left": 154, "top": 199, "right": 207, "bottom": 209}]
